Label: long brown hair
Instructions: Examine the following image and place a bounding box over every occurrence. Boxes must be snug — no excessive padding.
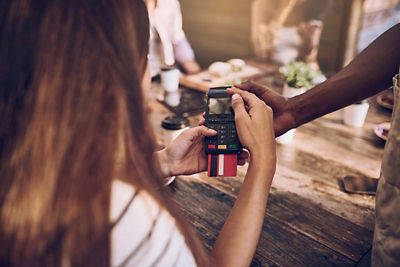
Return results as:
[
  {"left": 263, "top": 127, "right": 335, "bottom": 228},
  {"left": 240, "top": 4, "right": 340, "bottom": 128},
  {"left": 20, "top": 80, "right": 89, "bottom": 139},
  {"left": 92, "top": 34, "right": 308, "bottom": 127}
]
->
[{"left": 0, "top": 0, "right": 207, "bottom": 266}]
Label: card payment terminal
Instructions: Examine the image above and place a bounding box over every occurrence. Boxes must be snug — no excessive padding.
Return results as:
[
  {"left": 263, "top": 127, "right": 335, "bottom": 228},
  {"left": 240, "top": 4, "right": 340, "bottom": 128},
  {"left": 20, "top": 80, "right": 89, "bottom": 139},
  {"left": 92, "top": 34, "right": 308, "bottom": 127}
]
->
[{"left": 205, "top": 87, "right": 242, "bottom": 176}]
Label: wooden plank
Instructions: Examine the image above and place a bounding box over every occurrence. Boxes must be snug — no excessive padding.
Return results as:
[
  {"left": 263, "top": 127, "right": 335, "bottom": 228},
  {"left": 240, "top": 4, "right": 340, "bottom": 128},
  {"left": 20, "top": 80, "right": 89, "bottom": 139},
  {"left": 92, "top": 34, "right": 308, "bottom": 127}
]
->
[
  {"left": 266, "top": 191, "right": 373, "bottom": 260},
  {"left": 180, "top": 0, "right": 252, "bottom": 67},
  {"left": 340, "top": 0, "right": 364, "bottom": 67},
  {"left": 197, "top": 152, "right": 376, "bottom": 232},
  {"left": 293, "top": 120, "right": 384, "bottom": 178},
  {"left": 186, "top": 107, "right": 379, "bottom": 230},
  {"left": 179, "top": 61, "right": 268, "bottom": 92},
  {"left": 175, "top": 179, "right": 356, "bottom": 266},
  {"left": 182, "top": 172, "right": 373, "bottom": 260}
]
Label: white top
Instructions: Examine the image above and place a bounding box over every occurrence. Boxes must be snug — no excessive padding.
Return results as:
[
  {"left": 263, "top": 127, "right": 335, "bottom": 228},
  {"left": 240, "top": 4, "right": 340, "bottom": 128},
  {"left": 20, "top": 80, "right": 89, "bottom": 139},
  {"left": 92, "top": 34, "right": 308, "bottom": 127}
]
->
[
  {"left": 148, "top": 0, "right": 195, "bottom": 76},
  {"left": 110, "top": 180, "right": 197, "bottom": 267}
]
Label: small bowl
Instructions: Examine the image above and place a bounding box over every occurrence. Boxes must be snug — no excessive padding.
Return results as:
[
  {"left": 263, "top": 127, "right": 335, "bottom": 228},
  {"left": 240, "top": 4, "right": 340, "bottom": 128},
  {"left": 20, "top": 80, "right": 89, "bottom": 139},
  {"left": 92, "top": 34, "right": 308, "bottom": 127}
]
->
[
  {"left": 374, "top": 122, "right": 391, "bottom": 141},
  {"left": 376, "top": 88, "right": 394, "bottom": 110}
]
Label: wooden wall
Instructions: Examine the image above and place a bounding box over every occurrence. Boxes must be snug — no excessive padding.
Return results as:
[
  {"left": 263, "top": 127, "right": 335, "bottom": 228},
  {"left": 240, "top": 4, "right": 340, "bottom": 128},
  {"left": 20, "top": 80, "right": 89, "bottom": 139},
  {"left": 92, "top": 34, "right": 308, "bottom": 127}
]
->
[
  {"left": 180, "top": 0, "right": 365, "bottom": 74},
  {"left": 179, "top": 0, "right": 252, "bottom": 68},
  {"left": 318, "top": 0, "right": 364, "bottom": 72}
]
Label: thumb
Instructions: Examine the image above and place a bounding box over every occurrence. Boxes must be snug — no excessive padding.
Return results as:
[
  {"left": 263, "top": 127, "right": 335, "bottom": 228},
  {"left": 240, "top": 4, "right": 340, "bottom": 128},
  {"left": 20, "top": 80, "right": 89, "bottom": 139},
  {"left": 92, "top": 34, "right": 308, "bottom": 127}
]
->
[
  {"left": 231, "top": 94, "right": 249, "bottom": 124},
  {"left": 185, "top": 126, "right": 216, "bottom": 140}
]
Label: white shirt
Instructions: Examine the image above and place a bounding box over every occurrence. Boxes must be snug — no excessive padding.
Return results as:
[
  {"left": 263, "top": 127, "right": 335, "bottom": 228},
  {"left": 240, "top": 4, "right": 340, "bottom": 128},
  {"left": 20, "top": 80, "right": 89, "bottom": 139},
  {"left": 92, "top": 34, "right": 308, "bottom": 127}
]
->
[
  {"left": 148, "top": 0, "right": 195, "bottom": 76},
  {"left": 110, "top": 180, "right": 197, "bottom": 267}
]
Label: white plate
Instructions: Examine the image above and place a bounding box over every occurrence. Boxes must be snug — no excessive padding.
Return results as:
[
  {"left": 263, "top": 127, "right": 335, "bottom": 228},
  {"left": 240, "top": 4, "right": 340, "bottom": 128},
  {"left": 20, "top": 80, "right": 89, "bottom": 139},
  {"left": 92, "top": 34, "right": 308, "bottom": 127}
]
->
[{"left": 376, "top": 93, "right": 394, "bottom": 110}]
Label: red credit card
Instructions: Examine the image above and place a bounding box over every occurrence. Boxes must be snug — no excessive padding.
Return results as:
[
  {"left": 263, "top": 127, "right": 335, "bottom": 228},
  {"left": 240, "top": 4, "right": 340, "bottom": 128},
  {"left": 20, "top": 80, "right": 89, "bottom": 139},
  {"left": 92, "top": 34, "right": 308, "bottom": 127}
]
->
[{"left": 207, "top": 154, "right": 237, "bottom": 177}]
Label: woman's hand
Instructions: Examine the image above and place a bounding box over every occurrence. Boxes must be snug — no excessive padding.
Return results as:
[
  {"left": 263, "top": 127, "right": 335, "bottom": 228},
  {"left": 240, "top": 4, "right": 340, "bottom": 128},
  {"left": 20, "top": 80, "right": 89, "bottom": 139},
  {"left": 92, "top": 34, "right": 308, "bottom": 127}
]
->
[
  {"left": 210, "top": 88, "right": 276, "bottom": 267},
  {"left": 156, "top": 126, "right": 249, "bottom": 177},
  {"left": 234, "top": 81, "right": 296, "bottom": 137},
  {"left": 226, "top": 87, "right": 276, "bottom": 163}
]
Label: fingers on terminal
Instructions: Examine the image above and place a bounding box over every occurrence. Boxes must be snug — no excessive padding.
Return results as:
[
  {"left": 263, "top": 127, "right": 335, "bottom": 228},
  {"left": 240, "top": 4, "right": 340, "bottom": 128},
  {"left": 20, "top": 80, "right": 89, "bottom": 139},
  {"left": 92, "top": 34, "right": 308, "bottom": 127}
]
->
[
  {"left": 237, "top": 90, "right": 266, "bottom": 111},
  {"left": 199, "top": 125, "right": 217, "bottom": 136},
  {"left": 235, "top": 81, "right": 266, "bottom": 95},
  {"left": 234, "top": 81, "right": 252, "bottom": 91},
  {"left": 232, "top": 94, "right": 248, "bottom": 121},
  {"left": 232, "top": 91, "right": 273, "bottom": 121},
  {"left": 266, "top": 104, "right": 273, "bottom": 114},
  {"left": 232, "top": 94, "right": 245, "bottom": 111},
  {"left": 227, "top": 87, "right": 261, "bottom": 107}
]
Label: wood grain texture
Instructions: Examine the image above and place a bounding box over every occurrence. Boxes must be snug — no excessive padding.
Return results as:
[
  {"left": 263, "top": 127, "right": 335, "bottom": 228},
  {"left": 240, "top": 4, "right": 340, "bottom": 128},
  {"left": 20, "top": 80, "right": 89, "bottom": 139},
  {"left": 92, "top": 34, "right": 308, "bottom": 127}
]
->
[
  {"left": 172, "top": 177, "right": 356, "bottom": 266},
  {"left": 148, "top": 65, "right": 392, "bottom": 266}
]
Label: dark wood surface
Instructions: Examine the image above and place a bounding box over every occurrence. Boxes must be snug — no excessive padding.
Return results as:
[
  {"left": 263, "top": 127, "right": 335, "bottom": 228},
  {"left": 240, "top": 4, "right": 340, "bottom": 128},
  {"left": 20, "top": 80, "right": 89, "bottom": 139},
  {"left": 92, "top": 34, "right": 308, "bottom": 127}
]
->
[{"left": 148, "top": 68, "right": 392, "bottom": 266}]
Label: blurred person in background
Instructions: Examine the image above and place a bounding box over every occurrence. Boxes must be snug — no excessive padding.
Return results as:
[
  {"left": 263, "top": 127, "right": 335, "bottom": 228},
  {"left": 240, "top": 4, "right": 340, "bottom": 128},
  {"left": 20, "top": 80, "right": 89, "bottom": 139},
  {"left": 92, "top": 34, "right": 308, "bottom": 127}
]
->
[
  {"left": 233, "top": 23, "right": 400, "bottom": 266},
  {"left": 146, "top": 0, "right": 201, "bottom": 76},
  {"left": 0, "top": 0, "right": 276, "bottom": 266}
]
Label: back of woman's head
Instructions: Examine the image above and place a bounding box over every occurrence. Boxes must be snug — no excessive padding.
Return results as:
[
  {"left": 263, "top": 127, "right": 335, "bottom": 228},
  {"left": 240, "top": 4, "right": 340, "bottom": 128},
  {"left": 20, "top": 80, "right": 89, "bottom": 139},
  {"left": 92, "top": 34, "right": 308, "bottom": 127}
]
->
[{"left": 0, "top": 0, "right": 172, "bottom": 265}]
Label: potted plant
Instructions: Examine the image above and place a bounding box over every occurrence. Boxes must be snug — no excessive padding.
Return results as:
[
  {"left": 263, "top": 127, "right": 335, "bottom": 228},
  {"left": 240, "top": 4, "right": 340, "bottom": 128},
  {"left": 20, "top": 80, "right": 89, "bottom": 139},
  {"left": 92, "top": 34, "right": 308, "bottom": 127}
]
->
[
  {"left": 277, "top": 61, "right": 326, "bottom": 144},
  {"left": 279, "top": 61, "right": 326, "bottom": 97}
]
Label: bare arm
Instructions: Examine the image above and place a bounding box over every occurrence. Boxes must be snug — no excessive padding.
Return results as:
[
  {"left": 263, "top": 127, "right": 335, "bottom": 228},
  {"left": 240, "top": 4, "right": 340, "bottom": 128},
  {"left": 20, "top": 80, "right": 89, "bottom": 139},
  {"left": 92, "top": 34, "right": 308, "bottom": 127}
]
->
[
  {"left": 291, "top": 23, "right": 400, "bottom": 128},
  {"left": 237, "top": 23, "right": 400, "bottom": 135},
  {"left": 156, "top": 90, "right": 276, "bottom": 266},
  {"left": 210, "top": 154, "right": 275, "bottom": 267},
  {"left": 210, "top": 91, "right": 276, "bottom": 267}
]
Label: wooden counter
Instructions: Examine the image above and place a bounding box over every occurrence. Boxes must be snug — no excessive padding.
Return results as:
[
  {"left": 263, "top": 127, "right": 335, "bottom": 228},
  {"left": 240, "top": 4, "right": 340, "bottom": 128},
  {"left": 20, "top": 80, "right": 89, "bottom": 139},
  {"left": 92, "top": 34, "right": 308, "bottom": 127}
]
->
[{"left": 148, "top": 70, "right": 392, "bottom": 266}]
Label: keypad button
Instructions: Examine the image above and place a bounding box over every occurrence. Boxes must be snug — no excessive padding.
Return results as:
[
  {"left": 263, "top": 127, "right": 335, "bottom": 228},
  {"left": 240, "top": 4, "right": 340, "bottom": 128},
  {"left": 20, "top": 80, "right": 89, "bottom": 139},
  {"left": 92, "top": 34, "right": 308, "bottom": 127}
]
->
[
  {"left": 208, "top": 144, "right": 216, "bottom": 149},
  {"left": 229, "top": 144, "right": 238, "bottom": 149},
  {"left": 218, "top": 145, "right": 227, "bottom": 149}
]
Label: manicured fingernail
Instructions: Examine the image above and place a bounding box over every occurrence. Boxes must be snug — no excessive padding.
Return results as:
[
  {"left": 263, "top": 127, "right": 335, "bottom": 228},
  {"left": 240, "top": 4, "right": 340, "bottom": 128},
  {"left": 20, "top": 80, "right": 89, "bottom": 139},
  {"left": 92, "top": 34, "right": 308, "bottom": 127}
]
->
[
  {"left": 208, "top": 129, "right": 217, "bottom": 134},
  {"left": 232, "top": 93, "right": 240, "bottom": 100}
]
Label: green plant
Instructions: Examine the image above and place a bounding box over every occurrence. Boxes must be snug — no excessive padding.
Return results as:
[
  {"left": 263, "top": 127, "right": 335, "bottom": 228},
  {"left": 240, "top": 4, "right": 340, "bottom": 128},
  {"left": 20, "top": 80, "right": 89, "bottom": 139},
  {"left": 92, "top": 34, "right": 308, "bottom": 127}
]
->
[{"left": 280, "top": 61, "right": 325, "bottom": 89}]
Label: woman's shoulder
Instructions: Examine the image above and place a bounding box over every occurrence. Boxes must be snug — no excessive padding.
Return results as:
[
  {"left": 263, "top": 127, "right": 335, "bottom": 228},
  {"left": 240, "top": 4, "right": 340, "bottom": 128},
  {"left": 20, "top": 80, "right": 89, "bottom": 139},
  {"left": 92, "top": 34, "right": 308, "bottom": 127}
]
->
[{"left": 110, "top": 180, "right": 197, "bottom": 267}]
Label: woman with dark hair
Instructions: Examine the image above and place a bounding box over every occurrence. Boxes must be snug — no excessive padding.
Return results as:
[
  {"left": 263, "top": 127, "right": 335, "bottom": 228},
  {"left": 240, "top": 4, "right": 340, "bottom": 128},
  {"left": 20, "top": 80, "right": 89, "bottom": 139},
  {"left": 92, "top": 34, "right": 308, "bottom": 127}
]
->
[{"left": 0, "top": 1, "right": 276, "bottom": 266}]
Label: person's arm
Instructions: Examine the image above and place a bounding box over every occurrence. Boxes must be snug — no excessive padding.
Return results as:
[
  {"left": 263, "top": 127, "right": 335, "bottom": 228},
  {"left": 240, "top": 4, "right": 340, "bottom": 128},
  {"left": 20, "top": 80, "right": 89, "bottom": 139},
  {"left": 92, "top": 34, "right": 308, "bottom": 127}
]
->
[
  {"left": 155, "top": 126, "right": 249, "bottom": 177},
  {"left": 210, "top": 91, "right": 276, "bottom": 267},
  {"left": 177, "top": 57, "right": 201, "bottom": 74},
  {"left": 169, "top": 0, "right": 201, "bottom": 74},
  {"left": 156, "top": 90, "right": 276, "bottom": 266},
  {"left": 173, "top": 38, "right": 201, "bottom": 74},
  {"left": 292, "top": 23, "right": 399, "bottom": 126},
  {"left": 237, "top": 23, "right": 400, "bottom": 136}
]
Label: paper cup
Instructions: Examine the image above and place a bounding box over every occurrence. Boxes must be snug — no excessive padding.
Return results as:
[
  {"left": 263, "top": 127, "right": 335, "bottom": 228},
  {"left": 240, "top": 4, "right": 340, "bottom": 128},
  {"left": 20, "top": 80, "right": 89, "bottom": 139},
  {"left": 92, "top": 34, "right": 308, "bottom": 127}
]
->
[
  {"left": 344, "top": 103, "right": 369, "bottom": 128},
  {"left": 164, "top": 91, "right": 181, "bottom": 107},
  {"left": 160, "top": 67, "right": 180, "bottom": 93}
]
